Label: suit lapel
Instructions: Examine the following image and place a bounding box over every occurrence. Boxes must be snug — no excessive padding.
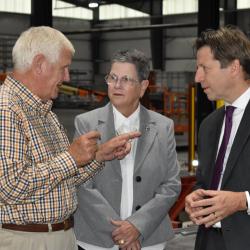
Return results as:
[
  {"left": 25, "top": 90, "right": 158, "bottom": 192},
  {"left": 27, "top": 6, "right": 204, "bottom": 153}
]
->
[
  {"left": 95, "top": 103, "right": 122, "bottom": 177},
  {"left": 134, "top": 106, "right": 157, "bottom": 174},
  {"left": 221, "top": 100, "right": 250, "bottom": 187}
]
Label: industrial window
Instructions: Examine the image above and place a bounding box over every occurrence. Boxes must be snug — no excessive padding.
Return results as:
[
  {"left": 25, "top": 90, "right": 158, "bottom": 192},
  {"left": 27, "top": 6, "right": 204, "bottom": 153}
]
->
[
  {"left": 163, "top": 0, "right": 198, "bottom": 14},
  {"left": 0, "top": 0, "right": 249, "bottom": 19},
  {"left": 99, "top": 4, "right": 149, "bottom": 20},
  {"left": 163, "top": 0, "right": 250, "bottom": 14},
  {"left": 53, "top": 0, "right": 92, "bottom": 20},
  {"left": 237, "top": 0, "right": 250, "bottom": 9},
  {"left": 0, "top": 0, "right": 93, "bottom": 20},
  {"left": 0, "top": 0, "right": 31, "bottom": 14}
]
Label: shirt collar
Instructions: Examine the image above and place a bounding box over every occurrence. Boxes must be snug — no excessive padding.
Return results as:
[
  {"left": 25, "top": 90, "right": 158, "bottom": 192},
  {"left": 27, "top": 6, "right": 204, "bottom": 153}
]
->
[
  {"left": 225, "top": 87, "right": 250, "bottom": 111},
  {"left": 112, "top": 104, "right": 140, "bottom": 132},
  {"left": 5, "top": 75, "right": 53, "bottom": 116}
]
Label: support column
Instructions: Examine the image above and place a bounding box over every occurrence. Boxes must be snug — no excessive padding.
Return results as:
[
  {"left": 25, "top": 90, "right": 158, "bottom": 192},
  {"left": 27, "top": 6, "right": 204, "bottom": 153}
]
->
[
  {"left": 224, "top": 0, "right": 237, "bottom": 25},
  {"left": 150, "top": 0, "right": 163, "bottom": 70},
  {"left": 91, "top": 8, "right": 100, "bottom": 84},
  {"left": 31, "top": 0, "right": 52, "bottom": 27},
  {"left": 196, "top": 0, "right": 219, "bottom": 131}
]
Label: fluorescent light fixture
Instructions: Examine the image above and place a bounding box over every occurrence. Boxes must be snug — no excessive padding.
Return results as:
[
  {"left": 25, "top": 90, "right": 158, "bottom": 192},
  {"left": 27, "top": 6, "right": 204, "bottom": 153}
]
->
[{"left": 89, "top": 1, "right": 99, "bottom": 8}]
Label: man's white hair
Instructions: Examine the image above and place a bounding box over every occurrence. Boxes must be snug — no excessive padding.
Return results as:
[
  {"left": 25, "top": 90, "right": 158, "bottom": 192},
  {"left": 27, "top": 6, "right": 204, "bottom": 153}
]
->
[{"left": 12, "top": 26, "right": 75, "bottom": 72}]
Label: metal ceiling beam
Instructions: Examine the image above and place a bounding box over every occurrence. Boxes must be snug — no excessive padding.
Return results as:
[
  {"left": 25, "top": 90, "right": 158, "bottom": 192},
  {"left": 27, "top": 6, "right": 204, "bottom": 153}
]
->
[
  {"left": 61, "top": 0, "right": 151, "bottom": 14},
  {"left": 105, "top": 0, "right": 151, "bottom": 14},
  {"left": 60, "top": 0, "right": 89, "bottom": 8},
  {"left": 63, "top": 22, "right": 197, "bottom": 35}
]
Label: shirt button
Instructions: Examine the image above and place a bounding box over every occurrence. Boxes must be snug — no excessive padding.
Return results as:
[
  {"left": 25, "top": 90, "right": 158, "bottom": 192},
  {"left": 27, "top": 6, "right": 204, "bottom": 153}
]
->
[
  {"left": 135, "top": 176, "right": 142, "bottom": 182},
  {"left": 135, "top": 205, "right": 141, "bottom": 211}
]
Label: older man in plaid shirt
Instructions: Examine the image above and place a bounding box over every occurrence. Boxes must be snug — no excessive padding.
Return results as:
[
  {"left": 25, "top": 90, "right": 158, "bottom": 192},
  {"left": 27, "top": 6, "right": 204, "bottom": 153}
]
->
[{"left": 0, "top": 26, "right": 140, "bottom": 250}]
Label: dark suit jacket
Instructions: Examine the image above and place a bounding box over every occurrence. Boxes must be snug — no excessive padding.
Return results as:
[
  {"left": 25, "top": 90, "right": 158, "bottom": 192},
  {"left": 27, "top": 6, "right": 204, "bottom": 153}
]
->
[
  {"left": 73, "top": 103, "right": 180, "bottom": 248},
  {"left": 195, "top": 101, "right": 250, "bottom": 250}
]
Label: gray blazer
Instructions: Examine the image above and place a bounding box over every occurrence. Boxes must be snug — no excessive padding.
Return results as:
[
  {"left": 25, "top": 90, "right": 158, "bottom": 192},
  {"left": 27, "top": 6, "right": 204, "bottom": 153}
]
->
[{"left": 74, "top": 103, "right": 180, "bottom": 248}]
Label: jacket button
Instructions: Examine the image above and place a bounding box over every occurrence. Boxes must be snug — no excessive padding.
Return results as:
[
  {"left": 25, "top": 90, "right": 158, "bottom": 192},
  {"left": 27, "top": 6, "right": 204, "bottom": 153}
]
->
[
  {"left": 135, "top": 176, "right": 141, "bottom": 182},
  {"left": 135, "top": 205, "right": 141, "bottom": 211}
]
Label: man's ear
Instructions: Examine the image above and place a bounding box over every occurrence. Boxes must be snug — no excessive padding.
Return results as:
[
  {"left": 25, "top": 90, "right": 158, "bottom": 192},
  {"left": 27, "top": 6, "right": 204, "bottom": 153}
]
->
[
  {"left": 140, "top": 79, "right": 149, "bottom": 98},
  {"left": 230, "top": 59, "right": 241, "bottom": 76},
  {"left": 32, "top": 54, "right": 46, "bottom": 75}
]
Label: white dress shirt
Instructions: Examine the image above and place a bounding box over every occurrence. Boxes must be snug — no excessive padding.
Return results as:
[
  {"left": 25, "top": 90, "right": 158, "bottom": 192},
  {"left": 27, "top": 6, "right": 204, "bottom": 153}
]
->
[
  {"left": 214, "top": 87, "right": 250, "bottom": 227},
  {"left": 78, "top": 105, "right": 165, "bottom": 250},
  {"left": 113, "top": 105, "right": 139, "bottom": 221}
]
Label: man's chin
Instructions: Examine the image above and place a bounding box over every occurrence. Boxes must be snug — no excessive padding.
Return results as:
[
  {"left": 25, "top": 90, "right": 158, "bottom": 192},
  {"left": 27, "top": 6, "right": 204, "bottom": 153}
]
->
[
  {"left": 205, "top": 94, "right": 215, "bottom": 101},
  {"left": 207, "top": 97, "right": 214, "bottom": 101},
  {"left": 52, "top": 92, "right": 59, "bottom": 100}
]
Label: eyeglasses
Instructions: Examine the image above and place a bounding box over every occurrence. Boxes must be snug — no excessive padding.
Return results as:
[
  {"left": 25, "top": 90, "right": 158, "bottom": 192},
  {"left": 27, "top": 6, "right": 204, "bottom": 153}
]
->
[{"left": 104, "top": 73, "right": 140, "bottom": 87}]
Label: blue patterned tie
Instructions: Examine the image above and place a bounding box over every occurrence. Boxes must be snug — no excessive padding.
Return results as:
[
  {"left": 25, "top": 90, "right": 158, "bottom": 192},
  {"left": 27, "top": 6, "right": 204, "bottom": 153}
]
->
[{"left": 210, "top": 106, "right": 235, "bottom": 190}]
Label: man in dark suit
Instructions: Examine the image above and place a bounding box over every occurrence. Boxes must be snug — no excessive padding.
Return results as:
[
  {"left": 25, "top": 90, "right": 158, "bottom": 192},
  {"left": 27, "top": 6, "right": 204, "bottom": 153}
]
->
[
  {"left": 74, "top": 49, "right": 180, "bottom": 250},
  {"left": 185, "top": 26, "right": 250, "bottom": 250}
]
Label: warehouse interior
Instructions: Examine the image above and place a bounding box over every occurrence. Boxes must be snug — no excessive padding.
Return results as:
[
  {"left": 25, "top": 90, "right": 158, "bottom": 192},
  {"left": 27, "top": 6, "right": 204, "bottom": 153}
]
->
[{"left": 0, "top": 0, "right": 250, "bottom": 249}]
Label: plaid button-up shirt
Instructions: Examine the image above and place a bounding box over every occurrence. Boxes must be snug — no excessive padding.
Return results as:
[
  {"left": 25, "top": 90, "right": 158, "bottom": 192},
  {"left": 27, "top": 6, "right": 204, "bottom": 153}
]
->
[{"left": 0, "top": 75, "right": 103, "bottom": 224}]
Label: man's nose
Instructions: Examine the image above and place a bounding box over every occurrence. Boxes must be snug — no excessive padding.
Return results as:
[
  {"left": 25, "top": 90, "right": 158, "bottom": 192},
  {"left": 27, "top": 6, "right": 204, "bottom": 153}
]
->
[
  {"left": 64, "top": 68, "right": 70, "bottom": 82},
  {"left": 195, "top": 68, "right": 204, "bottom": 83}
]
